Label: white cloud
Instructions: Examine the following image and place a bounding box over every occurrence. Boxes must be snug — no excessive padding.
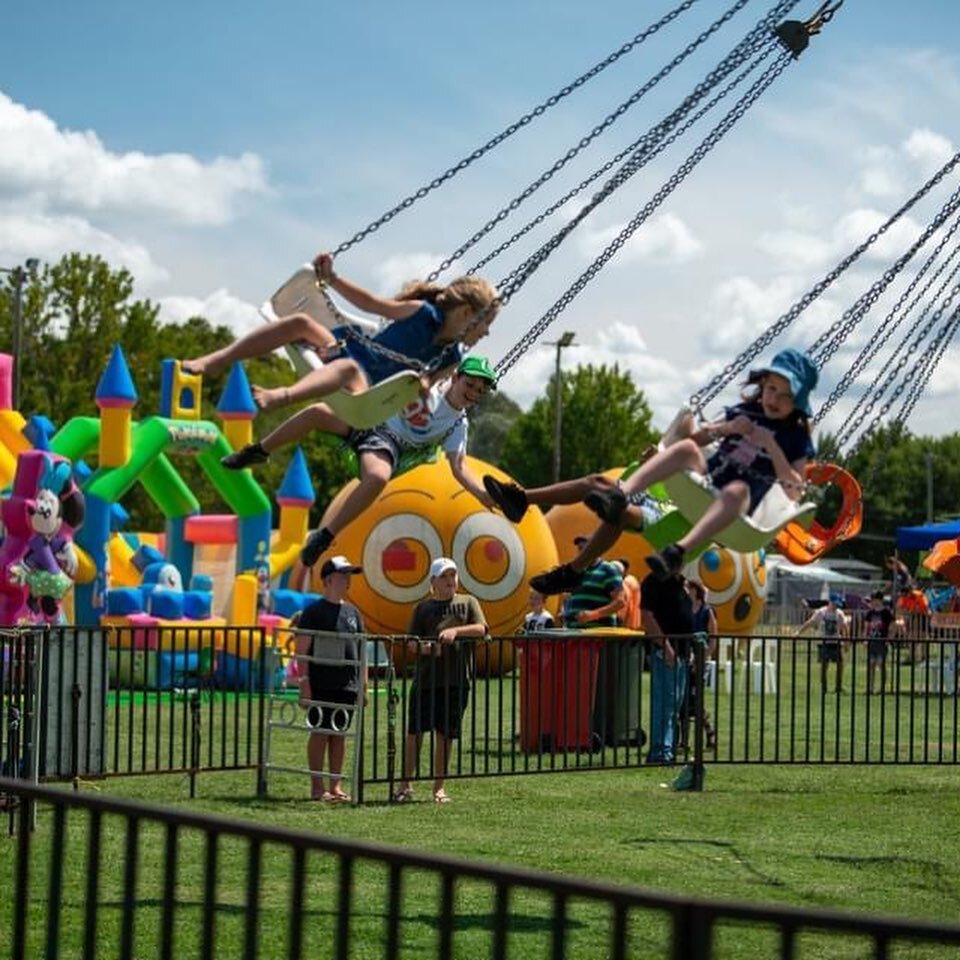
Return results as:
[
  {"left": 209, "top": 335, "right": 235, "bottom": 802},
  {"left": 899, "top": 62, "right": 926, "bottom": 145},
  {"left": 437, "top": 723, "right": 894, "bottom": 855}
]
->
[
  {"left": 374, "top": 251, "right": 448, "bottom": 293},
  {"left": 903, "top": 128, "right": 956, "bottom": 175},
  {"left": 158, "top": 289, "right": 262, "bottom": 336},
  {"left": 0, "top": 92, "right": 267, "bottom": 225},
  {"left": 0, "top": 210, "right": 167, "bottom": 285},
  {"left": 578, "top": 212, "right": 703, "bottom": 266}
]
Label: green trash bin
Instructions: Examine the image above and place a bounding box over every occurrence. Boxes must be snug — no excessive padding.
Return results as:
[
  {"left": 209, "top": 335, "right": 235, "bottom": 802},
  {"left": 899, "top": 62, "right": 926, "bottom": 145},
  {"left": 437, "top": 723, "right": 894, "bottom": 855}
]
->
[{"left": 592, "top": 636, "right": 645, "bottom": 748}]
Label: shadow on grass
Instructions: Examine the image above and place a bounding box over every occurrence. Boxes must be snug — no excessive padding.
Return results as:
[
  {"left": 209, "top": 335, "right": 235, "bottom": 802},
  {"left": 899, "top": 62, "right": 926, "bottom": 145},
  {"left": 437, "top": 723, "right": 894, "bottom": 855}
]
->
[
  {"left": 60, "top": 899, "right": 583, "bottom": 935},
  {"left": 815, "top": 854, "right": 960, "bottom": 906},
  {"left": 626, "top": 837, "right": 787, "bottom": 889}
]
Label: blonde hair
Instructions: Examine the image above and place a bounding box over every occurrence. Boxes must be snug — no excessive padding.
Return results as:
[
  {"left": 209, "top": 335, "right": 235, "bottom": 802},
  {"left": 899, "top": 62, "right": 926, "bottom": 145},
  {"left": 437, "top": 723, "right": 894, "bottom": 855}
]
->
[{"left": 398, "top": 275, "right": 500, "bottom": 319}]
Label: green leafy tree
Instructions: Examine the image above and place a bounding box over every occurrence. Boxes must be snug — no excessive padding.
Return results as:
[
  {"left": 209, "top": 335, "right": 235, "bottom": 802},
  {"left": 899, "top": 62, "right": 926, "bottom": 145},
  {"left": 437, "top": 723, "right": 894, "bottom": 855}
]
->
[
  {"left": 466, "top": 390, "right": 522, "bottom": 465},
  {"left": 0, "top": 253, "right": 354, "bottom": 530},
  {"left": 499, "top": 364, "right": 658, "bottom": 486}
]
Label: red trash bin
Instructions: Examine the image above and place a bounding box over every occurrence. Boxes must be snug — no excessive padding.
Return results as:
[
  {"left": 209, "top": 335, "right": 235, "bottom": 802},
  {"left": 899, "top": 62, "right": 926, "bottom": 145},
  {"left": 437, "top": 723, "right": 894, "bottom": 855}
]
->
[{"left": 516, "top": 633, "right": 602, "bottom": 752}]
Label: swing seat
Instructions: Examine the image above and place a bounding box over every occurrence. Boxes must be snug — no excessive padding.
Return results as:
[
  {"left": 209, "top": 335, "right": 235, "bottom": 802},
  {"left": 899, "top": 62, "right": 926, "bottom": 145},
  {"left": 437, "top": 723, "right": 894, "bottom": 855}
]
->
[
  {"left": 260, "top": 264, "right": 382, "bottom": 345},
  {"left": 774, "top": 463, "right": 862, "bottom": 565},
  {"left": 262, "top": 265, "right": 420, "bottom": 429},
  {"left": 662, "top": 469, "right": 817, "bottom": 553}
]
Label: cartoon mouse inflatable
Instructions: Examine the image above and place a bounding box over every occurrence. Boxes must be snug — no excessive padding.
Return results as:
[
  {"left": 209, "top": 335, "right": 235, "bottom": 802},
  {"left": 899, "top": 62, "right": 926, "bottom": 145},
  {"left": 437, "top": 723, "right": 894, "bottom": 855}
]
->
[{"left": 9, "top": 457, "right": 85, "bottom": 623}]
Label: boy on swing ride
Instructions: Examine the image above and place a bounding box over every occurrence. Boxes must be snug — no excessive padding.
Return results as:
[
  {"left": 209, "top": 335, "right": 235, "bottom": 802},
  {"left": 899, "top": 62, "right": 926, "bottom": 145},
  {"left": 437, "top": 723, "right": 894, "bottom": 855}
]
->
[
  {"left": 483, "top": 348, "right": 818, "bottom": 592},
  {"left": 223, "top": 356, "right": 500, "bottom": 567},
  {"left": 183, "top": 253, "right": 500, "bottom": 410}
]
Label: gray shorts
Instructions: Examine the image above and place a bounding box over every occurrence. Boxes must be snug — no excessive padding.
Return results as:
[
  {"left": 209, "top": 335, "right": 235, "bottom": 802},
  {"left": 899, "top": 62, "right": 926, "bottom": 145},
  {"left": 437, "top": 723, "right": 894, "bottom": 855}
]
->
[{"left": 347, "top": 427, "right": 403, "bottom": 468}]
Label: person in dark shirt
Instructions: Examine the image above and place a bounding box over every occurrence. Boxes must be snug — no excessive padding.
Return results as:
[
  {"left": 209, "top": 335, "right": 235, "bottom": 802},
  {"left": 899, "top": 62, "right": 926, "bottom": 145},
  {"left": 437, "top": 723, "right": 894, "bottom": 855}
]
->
[
  {"left": 296, "top": 555, "right": 365, "bottom": 801},
  {"left": 394, "top": 557, "right": 487, "bottom": 804},
  {"left": 862, "top": 589, "right": 895, "bottom": 695},
  {"left": 640, "top": 569, "right": 694, "bottom": 764}
]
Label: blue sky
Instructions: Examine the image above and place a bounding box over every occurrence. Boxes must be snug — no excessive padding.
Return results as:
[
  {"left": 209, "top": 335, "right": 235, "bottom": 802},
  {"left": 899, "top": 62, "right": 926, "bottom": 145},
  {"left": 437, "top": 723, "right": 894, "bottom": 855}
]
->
[{"left": 2, "top": 0, "right": 960, "bottom": 438}]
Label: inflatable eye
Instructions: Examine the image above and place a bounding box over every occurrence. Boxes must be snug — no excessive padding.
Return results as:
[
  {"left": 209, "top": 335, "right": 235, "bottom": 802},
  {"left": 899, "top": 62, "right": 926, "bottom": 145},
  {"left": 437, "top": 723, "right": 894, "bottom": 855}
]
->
[
  {"left": 697, "top": 548, "right": 742, "bottom": 605},
  {"left": 361, "top": 513, "right": 444, "bottom": 604},
  {"left": 451, "top": 512, "right": 526, "bottom": 603}
]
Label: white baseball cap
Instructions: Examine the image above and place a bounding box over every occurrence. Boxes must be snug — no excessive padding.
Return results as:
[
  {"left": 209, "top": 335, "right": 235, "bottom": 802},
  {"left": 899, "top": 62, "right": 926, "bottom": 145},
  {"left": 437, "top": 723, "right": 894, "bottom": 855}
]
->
[
  {"left": 429, "top": 557, "right": 458, "bottom": 579},
  {"left": 320, "top": 555, "right": 363, "bottom": 579}
]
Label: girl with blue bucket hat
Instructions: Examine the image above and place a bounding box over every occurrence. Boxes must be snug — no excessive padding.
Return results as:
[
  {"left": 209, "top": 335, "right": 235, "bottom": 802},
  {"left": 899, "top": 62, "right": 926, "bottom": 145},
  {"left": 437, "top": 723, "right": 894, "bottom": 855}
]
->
[{"left": 484, "top": 348, "right": 818, "bottom": 594}]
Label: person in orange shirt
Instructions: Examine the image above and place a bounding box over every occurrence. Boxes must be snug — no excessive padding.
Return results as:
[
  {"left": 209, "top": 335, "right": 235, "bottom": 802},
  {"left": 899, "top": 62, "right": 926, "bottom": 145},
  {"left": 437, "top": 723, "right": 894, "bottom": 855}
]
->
[
  {"left": 613, "top": 558, "right": 642, "bottom": 630},
  {"left": 896, "top": 585, "right": 930, "bottom": 665}
]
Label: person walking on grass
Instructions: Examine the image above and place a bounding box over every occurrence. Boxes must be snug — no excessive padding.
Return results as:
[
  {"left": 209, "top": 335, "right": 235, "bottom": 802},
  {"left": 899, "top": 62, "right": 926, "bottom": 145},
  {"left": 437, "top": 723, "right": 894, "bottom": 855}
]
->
[{"left": 797, "top": 593, "right": 849, "bottom": 694}]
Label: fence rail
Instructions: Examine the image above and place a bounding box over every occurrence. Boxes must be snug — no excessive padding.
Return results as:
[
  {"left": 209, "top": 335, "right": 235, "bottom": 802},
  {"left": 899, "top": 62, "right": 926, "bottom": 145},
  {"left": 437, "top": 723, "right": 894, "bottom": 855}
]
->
[{"left": 2, "top": 625, "right": 959, "bottom": 802}]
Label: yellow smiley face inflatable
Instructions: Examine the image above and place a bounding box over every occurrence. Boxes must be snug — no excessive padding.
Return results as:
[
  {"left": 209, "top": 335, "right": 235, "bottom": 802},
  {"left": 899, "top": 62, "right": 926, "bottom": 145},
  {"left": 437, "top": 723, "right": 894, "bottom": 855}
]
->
[
  {"left": 688, "top": 545, "right": 767, "bottom": 634},
  {"left": 310, "top": 458, "right": 559, "bottom": 650}
]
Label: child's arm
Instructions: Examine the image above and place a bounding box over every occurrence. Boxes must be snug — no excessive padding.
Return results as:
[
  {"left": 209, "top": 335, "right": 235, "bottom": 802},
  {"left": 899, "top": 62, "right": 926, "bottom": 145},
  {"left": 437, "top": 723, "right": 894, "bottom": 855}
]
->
[
  {"left": 314, "top": 253, "right": 423, "bottom": 321},
  {"left": 749, "top": 424, "right": 806, "bottom": 500},
  {"left": 691, "top": 414, "right": 756, "bottom": 448},
  {"left": 447, "top": 450, "right": 495, "bottom": 508}
]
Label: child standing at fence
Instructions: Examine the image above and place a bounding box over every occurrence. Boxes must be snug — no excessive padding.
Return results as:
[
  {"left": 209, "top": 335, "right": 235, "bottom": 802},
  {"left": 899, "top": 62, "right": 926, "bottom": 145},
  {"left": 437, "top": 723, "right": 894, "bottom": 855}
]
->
[{"left": 295, "top": 556, "right": 366, "bottom": 802}]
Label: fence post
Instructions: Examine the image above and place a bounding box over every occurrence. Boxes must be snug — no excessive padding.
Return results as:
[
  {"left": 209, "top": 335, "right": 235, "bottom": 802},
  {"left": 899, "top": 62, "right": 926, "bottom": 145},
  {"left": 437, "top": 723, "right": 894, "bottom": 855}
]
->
[
  {"left": 71, "top": 682, "right": 82, "bottom": 791},
  {"left": 692, "top": 637, "right": 706, "bottom": 791},
  {"left": 189, "top": 693, "right": 201, "bottom": 799},
  {"left": 256, "top": 629, "right": 268, "bottom": 798},
  {"left": 672, "top": 903, "right": 711, "bottom": 959}
]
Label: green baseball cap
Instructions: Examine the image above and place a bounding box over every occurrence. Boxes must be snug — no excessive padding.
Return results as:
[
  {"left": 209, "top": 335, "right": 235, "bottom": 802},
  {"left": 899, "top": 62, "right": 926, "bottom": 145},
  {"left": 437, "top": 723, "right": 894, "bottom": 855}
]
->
[{"left": 457, "top": 355, "right": 498, "bottom": 389}]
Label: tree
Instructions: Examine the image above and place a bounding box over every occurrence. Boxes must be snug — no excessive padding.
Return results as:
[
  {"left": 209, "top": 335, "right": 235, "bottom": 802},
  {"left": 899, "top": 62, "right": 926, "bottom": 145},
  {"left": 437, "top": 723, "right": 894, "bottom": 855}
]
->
[
  {"left": 499, "top": 364, "right": 658, "bottom": 486},
  {"left": 0, "top": 253, "right": 354, "bottom": 530},
  {"left": 466, "top": 390, "right": 522, "bottom": 465}
]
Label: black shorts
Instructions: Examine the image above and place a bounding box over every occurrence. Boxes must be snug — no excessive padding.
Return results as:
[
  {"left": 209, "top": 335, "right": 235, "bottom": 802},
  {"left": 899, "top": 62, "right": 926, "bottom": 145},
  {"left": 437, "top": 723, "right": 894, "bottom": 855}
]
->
[
  {"left": 818, "top": 642, "right": 842, "bottom": 664},
  {"left": 407, "top": 684, "right": 470, "bottom": 739},
  {"left": 347, "top": 427, "right": 402, "bottom": 469},
  {"left": 305, "top": 690, "right": 357, "bottom": 733}
]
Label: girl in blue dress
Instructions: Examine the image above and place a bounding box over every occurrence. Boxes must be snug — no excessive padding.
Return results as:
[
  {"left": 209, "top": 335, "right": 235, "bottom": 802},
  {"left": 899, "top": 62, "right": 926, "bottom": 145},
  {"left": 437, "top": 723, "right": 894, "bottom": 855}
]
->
[{"left": 184, "top": 252, "right": 499, "bottom": 410}]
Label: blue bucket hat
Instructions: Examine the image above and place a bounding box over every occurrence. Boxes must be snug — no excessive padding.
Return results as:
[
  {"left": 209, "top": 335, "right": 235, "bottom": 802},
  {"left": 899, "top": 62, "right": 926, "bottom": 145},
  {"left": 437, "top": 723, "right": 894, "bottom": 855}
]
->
[
  {"left": 754, "top": 348, "right": 818, "bottom": 416},
  {"left": 829, "top": 593, "right": 844, "bottom": 607}
]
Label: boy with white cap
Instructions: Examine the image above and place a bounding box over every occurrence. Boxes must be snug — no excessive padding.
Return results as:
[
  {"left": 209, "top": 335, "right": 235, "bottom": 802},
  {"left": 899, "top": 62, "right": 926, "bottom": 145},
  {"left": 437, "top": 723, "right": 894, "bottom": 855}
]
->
[{"left": 393, "top": 556, "right": 487, "bottom": 804}]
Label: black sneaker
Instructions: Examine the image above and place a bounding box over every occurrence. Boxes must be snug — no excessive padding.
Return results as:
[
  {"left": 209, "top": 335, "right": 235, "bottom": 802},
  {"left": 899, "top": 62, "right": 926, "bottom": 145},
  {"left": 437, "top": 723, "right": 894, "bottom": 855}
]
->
[
  {"left": 584, "top": 486, "right": 627, "bottom": 523},
  {"left": 645, "top": 544, "right": 685, "bottom": 581},
  {"left": 300, "top": 528, "right": 334, "bottom": 568},
  {"left": 530, "top": 563, "right": 583, "bottom": 595},
  {"left": 221, "top": 442, "right": 269, "bottom": 470},
  {"left": 483, "top": 475, "right": 529, "bottom": 523}
]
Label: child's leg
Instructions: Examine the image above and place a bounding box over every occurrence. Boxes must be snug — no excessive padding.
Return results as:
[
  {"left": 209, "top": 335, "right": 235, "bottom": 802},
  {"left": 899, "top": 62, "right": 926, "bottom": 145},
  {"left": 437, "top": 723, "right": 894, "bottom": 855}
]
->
[
  {"left": 432, "top": 732, "right": 450, "bottom": 797},
  {"left": 327, "top": 735, "right": 348, "bottom": 797},
  {"left": 326, "top": 451, "right": 394, "bottom": 537},
  {"left": 252, "top": 358, "right": 369, "bottom": 412},
  {"left": 307, "top": 732, "right": 328, "bottom": 798},
  {"left": 400, "top": 733, "right": 420, "bottom": 791},
  {"left": 675, "top": 482, "right": 751, "bottom": 553},
  {"left": 523, "top": 473, "right": 621, "bottom": 507},
  {"left": 184, "top": 313, "right": 337, "bottom": 377},
  {"left": 620, "top": 439, "right": 707, "bottom": 497},
  {"left": 260, "top": 403, "right": 350, "bottom": 455}
]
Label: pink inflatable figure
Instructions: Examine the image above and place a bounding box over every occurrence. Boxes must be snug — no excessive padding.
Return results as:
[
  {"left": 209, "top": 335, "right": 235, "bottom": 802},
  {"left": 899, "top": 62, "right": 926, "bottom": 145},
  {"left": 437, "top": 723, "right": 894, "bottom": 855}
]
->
[{"left": 0, "top": 451, "right": 85, "bottom": 626}]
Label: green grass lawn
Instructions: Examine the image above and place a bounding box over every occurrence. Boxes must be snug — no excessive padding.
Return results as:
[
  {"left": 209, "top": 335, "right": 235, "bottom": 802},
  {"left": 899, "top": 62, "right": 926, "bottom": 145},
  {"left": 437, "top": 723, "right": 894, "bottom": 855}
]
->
[{"left": 4, "top": 763, "right": 960, "bottom": 958}]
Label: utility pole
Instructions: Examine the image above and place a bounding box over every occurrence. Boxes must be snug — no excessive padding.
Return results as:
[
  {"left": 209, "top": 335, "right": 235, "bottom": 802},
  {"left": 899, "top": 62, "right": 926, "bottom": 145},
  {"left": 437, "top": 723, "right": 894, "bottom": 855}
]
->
[{"left": 546, "top": 332, "right": 576, "bottom": 483}]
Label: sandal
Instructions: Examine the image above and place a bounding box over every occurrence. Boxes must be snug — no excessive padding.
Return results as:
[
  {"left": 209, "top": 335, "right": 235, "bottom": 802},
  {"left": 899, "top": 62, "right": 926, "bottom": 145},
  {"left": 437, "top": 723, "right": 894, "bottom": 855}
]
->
[
  {"left": 392, "top": 787, "right": 414, "bottom": 804},
  {"left": 433, "top": 790, "right": 451, "bottom": 804},
  {"left": 327, "top": 792, "right": 352, "bottom": 804}
]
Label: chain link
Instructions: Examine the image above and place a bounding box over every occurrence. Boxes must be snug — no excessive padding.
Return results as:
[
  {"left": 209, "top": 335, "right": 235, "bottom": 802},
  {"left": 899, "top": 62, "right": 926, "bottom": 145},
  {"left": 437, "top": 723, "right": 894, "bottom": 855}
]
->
[
  {"left": 425, "top": 0, "right": 758, "bottom": 282},
  {"left": 496, "top": 52, "right": 792, "bottom": 379},
  {"left": 689, "top": 148, "right": 960, "bottom": 410},
  {"left": 330, "top": 0, "right": 706, "bottom": 258},
  {"left": 835, "top": 254, "right": 960, "bottom": 448},
  {"left": 816, "top": 200, "right": 960, "bottom": 424}
]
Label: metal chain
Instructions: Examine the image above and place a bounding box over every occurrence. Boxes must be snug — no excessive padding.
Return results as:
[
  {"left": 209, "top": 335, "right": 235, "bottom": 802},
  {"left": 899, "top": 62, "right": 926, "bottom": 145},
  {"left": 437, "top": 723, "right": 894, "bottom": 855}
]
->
[
  {"left": 835, "top": 255, "right": 960, "bottom": 448},
  {"left": 689, "top": 148, "right": 960, "bottom": 410},
  {"left": 497, "top": 53, "right": 792, "bottom": 379},
  {"left": 331, "top": 0, "right": 706, "bottom": 258},
  {"left": 467, "top": 31, "right": 774, "bottom": 279},
  {"left": 494, "top": 2, "right": 800, "bottom": 305},
  {"left": 896, "top": 307, "right": 960, "bottom": 425},
  {"left": 815, "top": 203, "right": 960, "bottom": 424},
  {"left": 425, "top": 0, "right": 758, "bottom": 282},
  {"left": 840, "top": 278, "right": 960, "bottom": 450},
  {"left": 809, "top": 184, "right": 960, "bottom": 367}
]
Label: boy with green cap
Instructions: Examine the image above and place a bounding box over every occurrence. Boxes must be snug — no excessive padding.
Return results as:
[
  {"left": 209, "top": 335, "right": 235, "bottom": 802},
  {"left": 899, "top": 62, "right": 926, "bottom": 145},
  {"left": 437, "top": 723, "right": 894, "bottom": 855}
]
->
[{"left": 222, "top": 356, "right": 499, "bottom": 566}]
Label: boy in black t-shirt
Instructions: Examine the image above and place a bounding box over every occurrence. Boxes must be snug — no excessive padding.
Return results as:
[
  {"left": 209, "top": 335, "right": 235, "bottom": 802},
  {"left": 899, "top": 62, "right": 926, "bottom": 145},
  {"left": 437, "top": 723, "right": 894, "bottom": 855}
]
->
[
  {"left": 296, "top": 556, "right": 365, "bottom": 801},
  {"left": 394, "top": 557, "right": 487, "bottom": 804}
]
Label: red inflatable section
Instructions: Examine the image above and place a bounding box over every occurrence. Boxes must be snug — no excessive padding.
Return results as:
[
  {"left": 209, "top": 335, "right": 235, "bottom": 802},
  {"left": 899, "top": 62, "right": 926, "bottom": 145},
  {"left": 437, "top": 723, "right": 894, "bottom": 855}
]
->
[{"left": 775, "top": 463, "right": 862, "bottom": 565}]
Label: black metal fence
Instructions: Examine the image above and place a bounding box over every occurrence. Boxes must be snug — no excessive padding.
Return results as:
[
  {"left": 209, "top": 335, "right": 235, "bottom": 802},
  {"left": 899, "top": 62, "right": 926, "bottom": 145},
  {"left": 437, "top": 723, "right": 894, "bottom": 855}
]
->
[
  {"left": 3, "top": 775, "right": 960, "bottom": 959},
  {"left": 4, "top": 624, "right": 959, "bottom": 802}
]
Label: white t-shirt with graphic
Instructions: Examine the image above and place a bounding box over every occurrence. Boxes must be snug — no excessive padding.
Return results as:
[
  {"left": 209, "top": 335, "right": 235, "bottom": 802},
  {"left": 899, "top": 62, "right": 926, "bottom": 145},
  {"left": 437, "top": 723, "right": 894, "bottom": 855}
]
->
[{"left": 384, "top": 384, "right": 468, "bottom": 455}]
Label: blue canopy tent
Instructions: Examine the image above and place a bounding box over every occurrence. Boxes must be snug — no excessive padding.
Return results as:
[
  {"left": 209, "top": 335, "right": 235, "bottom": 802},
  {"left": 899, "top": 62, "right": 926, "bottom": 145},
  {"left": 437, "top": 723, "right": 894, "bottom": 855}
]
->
[{"left": 895, "top": 519, "right": 960, "bottom": 551}]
